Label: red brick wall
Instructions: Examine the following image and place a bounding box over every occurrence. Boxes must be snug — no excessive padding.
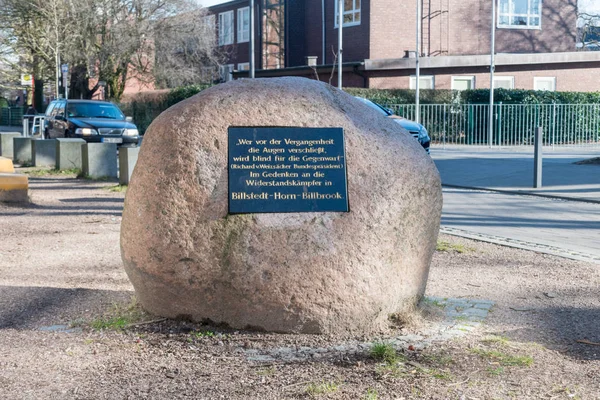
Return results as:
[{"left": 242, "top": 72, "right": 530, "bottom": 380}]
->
[
  {"left": 369, "top": 0, "right": 578, "bottom": 60},
  {"left": 323, "top": 0, "right": 370, "bottom": 64},
  {"left": 446, "top": 0, "right": 577, "bottom": 56},
  {"left": 367, "top": 62, "right": 600, "bottom": 92}
]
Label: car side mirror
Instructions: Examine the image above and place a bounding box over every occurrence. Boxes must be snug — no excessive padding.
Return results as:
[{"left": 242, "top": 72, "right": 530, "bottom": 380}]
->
[
  {"left": 125, "top": 116, "right": 133, "bottom": 122},
  {"left": 55, "top": 114, "right": 65, "bottom": 121}
]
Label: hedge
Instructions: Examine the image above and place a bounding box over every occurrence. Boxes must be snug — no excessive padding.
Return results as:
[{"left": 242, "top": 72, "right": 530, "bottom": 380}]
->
[{"left": 121, "top": 84, "right": 600, "bottom": 134}]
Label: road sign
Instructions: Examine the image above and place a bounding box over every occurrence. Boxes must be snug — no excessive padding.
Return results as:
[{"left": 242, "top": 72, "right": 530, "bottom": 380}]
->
[
  {"left": 20, "top": 74, "right": 33, "bottom": 86},
  {"left": 61, "top": 64, "right": 69, "bottom": 74}
]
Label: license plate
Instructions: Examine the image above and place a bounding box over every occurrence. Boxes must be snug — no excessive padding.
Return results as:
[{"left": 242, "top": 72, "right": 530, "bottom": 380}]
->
[{"left": 102, "top": 137, "right": 123, "bottom": 144}]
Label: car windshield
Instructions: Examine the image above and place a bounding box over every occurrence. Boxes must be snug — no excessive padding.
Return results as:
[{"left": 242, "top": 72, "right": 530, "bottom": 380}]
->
[
  {"left": 67, "top": 103, "right": 124, "bottom": 120},
  {"left": 354, "top": 97, "right": 394, "bottom": 116}
]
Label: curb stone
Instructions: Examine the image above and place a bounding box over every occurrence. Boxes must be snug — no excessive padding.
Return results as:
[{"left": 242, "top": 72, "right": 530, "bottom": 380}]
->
[{"left": 440, "top": 226, "right": 600, "bottom": 264}]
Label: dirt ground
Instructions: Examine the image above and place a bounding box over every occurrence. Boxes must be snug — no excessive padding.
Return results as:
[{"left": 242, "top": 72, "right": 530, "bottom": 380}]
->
[{"left": 1, "top": 171, "right": 599, "bottom": 400}]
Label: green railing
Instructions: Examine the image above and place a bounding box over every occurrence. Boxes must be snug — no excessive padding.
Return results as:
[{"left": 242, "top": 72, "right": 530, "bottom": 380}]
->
[
  {"left": 0, "top": 107, "right": 24, "bottom": 126},
  {"left": 382, "top": 103, "right": 600, "bottom": 146}
]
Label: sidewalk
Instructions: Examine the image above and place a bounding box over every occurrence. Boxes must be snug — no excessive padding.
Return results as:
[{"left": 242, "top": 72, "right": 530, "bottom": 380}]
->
[
  {"left": 432, "top": 145, "right": 600, "bottom": 263},
  {"left": 431, "top": 145, "right": 600, "bottom": 202}
]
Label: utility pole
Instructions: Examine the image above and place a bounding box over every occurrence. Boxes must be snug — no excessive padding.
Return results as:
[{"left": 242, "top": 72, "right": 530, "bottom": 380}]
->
[
  {"left": 250, "top": 0, "right": 255, "bottom": 79},
  {"left": 489, "top": 0, "right": 496, "bottom": 148},
  {"left": 415, "top": 0, "right": 421, "bottom": 124},
  {"left": 337, "top": 0, "right": 343, "bottom": 89}
]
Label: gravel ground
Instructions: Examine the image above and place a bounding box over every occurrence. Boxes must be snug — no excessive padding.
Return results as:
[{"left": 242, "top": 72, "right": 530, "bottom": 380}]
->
[{"left": 1, "top": 171, "right": 599, "bottom": 399}]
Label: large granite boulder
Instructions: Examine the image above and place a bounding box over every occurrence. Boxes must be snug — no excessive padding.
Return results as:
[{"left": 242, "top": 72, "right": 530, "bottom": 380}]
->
[{"left": 121, "top": 77, "right": 442, "bottom": 334}]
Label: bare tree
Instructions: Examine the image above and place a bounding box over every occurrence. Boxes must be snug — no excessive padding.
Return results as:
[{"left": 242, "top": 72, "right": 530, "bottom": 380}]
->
[
  {"left": 153, "top": 9, "right": 224, "bottom": 87},
  {"left": 0, "top": 0, "right": 220, "bottom": 102},
  {"left": 577, "top": 12, "right": 600, "bottom": 51}
]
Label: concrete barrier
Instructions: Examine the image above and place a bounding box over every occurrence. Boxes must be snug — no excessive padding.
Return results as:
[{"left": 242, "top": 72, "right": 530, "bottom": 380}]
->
[
  {"left": 32, "top": 139, "right": 57, "bottom": 168},
  {"left": 56, "top": 138, "right": 85, "bottom": 170},
  {"left": 0, "top": 172, "right": 28, "bottom": 203},
  {"left": 0, "top": 156, "right": 15, "bottom": 173},
  {"left": 82, "top": 143, "right": 117, "bottom": 179},
  {"left": 13, "top": 137, "right": 33, "bottom": 165},
  {"left": 0, "top": 132, "right": 22, "bottom": 158},
  {"left": 119, "top": 146, "right": 139, "bottom": 185}
]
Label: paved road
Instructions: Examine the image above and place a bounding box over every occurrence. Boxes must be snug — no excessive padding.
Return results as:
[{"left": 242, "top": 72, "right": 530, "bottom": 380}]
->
[
  {"left": 432, "top": 146, "right": 600, "bottom": 263},
  {"left": 433, "top": 146, "right": 600, "bottom": 202},
  {"left": 441, "top": 187, "right": 600, "bottom": 262}
]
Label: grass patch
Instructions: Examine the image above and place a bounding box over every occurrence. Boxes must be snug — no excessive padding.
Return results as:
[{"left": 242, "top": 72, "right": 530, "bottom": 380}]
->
[
  {"left": 305, "top": 381, "right": 339, "bottom": 397},
  {"left": 88, "top": 297, "right": 148, "bottom": 331},
  {"left": 429, "top": 369, "right": 453, "bottom": 380},
  {"left": 24, "top": 167, "right": 81, "bottom": 177},
  {"left": 370, "top": 342, "right": 402, "bottom": 364},
  {"left": 363, "top": 388, "right": 379, "bottom": 400},
  {"left": 105, "top": 184, "right": 127, "bottom": 192},
  {"left": 192, "top": 330, "right": 215, "bottom": 338},
  {"left": 470, "top": 348, "right": 534, "bottom": 367},
  {"left": 487, "top": 366, "right": 505, "bottom": 376},
  {"left": 481, "top": 335, "right": 511, "bottom": 346},
  {"left": 436, "top": 240, "right": 474, "bottom": 253}
]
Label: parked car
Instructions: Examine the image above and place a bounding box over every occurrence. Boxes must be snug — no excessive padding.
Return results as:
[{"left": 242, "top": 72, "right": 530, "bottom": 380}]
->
[
  {"left": 44, "top": 99, "right": 140, "bottom": 147},
  {"left": 354, "top": 97, "right": 431, "bottom": 154}
]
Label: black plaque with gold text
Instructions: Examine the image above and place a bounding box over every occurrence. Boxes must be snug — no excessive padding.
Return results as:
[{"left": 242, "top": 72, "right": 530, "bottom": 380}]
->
[{"left": 228, "top": 127, "right": 348, "bottom": 213}]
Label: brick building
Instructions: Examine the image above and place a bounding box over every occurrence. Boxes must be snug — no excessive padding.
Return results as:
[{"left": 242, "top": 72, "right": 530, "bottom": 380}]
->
[{"left": 208, "top": 0, "right": 600, "bottom": 91}]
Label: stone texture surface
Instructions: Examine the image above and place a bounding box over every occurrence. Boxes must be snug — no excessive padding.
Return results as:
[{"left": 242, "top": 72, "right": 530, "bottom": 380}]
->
[
  {"left": 56, "top": 138, "right": 85, "bottom": 170},
  {"left": 32, "top": 139, "right": 57, "bottom": 167},
  {"left": 119, "top": 146, "right": 140, "bottom": 185},
  {"left": 13, "top": 137, "right": 33, "bottom": 165},
  {"left": 82, "top": 143, "right": 117, "bottom": 179},
  {"left": 0, "top": 133, "right": 21, "bottom": 158},
  {"left": 121, "top": 77, "right": 442, "bottom": 335}
]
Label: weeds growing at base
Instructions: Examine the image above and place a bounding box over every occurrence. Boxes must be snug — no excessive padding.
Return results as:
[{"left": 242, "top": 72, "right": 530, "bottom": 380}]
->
[
  {"left": 305, "top": 380, "right": 339, "bottom": 397},
  {"left": 436, "top": 240, "right": 474, "bottom": 253},
  {"left": 88, "top": 297, "right": 148, "bottom": 331},
  {"left": 24, "top": 167, "right": 81, "bottom": 177},
  {"left": 105, "top": 184, "right": 127, "bottom": 192}
]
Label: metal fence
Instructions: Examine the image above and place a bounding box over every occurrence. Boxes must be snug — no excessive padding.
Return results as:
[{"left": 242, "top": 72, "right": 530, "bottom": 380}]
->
[
  {"left": 382, "top": 103, "right": 600, "bottom": 147},
  {"left": 0, "top": 107, "right": 24, "bottom": 126}
]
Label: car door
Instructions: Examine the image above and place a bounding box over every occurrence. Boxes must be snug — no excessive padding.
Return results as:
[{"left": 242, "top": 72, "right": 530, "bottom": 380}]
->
[
  {"left": 52, "top": 101, "right": 67, "bottom": 138},
  {"left": 43, "top": 102, "right": 56, "bottom": 139}
]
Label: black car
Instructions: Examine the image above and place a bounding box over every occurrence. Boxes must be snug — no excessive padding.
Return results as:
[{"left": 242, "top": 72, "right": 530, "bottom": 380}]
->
[{"left": 44, "top": 99, "right": 140, "bottom": 146}]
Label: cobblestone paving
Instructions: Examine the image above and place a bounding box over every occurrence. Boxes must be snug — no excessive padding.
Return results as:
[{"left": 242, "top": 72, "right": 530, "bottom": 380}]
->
[{"left": 241, "top": 297, "right": 494, "bottom": 363}]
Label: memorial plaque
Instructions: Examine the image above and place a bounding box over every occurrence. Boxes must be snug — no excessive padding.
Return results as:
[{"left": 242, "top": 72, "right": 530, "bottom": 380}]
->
[{"left": 228, "top": 127, "right": 348, "bottom": 213}]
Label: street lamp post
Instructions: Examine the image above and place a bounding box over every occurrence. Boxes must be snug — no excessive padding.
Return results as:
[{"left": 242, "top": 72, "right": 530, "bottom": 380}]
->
[
  {"left": 250, "top": 0, "right": 255, "bottom": 79},
  {"left": 337, "top": 0, "right": 343, "bottom": 89},
  {"left": 415, "top": 0, "right": 421, "bottom": 124},
  {"left": 489, "top": 0, "right": 496, "bottom": 148}
]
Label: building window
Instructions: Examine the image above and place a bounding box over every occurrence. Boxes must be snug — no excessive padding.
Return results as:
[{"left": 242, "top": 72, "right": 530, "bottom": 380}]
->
[
  {"left": 335, "top": 0, "right": 361, "bottom": 28},
  {"left": 237, "top": 7, "right": 249, "bottom": 43},
  {"left": 219, "top": 64, "right": 234, "bottom": 82},
  {"left": 218, "top": 11, "right": 234, "bottom": 46},
  {"left": 493, "top": 76, "right": 515, "bottom": 89},
  {"left": 534, "top": 77, "right": 556, "bottom": 91},
  {"left": 409, "top": 75, "right": 435, "bottom": 89},
  {"left": 452, "top": 76, "right": 475, "bottom": 90},
  {"left": 498, "top": 0, "right": 541, "bottom": 29},
  {"left": 237, "top": 63, "right": 250, "bottom": 71}
]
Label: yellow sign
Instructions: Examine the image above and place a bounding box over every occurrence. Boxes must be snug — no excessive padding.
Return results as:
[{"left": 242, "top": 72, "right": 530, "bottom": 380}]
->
[{"left": 20, "top": 74, "right": 33, "bottom": 86}]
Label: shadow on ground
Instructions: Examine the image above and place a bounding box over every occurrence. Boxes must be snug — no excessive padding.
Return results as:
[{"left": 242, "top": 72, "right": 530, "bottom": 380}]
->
[{"left": 0, "top": 286, "right": 133, "bottom": 330}]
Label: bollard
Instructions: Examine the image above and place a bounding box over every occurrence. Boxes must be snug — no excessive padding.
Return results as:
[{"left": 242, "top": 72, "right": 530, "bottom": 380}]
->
[
  {"left": 533, "top": 127, "right": 542, "bottom": 188},
  {"left": 119, "top": 146, "right": 140, "bottom": 186},
  {"left": 82, "top": 143, "right": 118, "bottom": 179}
]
